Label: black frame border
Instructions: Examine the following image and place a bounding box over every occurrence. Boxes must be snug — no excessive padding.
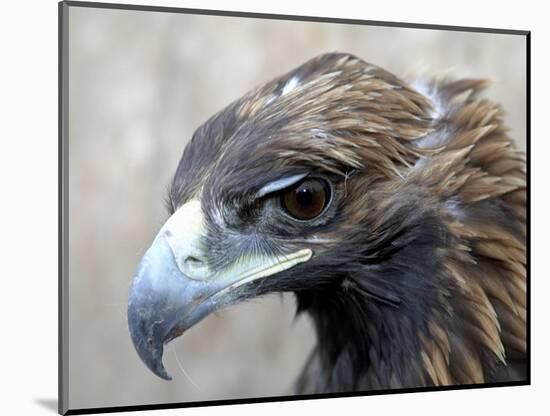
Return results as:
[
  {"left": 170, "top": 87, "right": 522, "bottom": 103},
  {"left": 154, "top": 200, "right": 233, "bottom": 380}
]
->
[{"left": 58, "top": 1, "right": 531, "bottom": 414}]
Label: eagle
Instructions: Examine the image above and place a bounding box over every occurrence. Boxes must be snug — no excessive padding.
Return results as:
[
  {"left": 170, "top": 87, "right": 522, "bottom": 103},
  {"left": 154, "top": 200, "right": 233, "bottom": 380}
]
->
[{"left": 128, "top": 52, "right": 527, "bottom": 393}]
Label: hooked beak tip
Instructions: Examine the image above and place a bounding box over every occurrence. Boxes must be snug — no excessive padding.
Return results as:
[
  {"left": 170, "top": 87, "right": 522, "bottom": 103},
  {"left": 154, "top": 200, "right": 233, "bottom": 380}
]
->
[{"left": 127, "top": 313, "right": 173, "bottom": 381}]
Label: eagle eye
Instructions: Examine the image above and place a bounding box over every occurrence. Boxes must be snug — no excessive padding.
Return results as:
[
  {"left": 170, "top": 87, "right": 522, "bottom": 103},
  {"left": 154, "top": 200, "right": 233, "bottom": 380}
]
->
[{"left": 281, "top": 178, "right": 331, "bottom": 220}]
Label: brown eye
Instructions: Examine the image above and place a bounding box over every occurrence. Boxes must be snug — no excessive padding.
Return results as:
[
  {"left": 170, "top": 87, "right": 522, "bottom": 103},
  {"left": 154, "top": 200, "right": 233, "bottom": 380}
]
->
[{"left": 281, "top": 178, "right": 330, "bottom": 220}]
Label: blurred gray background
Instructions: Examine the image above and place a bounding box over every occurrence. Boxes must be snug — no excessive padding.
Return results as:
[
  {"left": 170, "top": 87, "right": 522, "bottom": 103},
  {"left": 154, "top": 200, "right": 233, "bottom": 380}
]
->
[{"left": 67, "top": 5, "right": 526, "bottom": 410}]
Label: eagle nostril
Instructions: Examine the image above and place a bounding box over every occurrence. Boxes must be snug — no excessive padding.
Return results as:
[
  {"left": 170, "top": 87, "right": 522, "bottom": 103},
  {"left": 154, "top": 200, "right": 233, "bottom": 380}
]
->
[
  {"left": 182, "top": 255, "right": 210, "bottom": 280},
  {"left": 185, "top": 256, "right": 204, "bottom": 267},
  {"left": 180, "top": 255, "right": 210, "bottom": 280}
]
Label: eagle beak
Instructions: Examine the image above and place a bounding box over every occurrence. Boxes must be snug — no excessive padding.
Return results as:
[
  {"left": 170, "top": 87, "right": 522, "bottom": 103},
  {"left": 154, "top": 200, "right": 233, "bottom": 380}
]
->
[{"left": 127, "top": 200, "right": 312, "bottom": 380}]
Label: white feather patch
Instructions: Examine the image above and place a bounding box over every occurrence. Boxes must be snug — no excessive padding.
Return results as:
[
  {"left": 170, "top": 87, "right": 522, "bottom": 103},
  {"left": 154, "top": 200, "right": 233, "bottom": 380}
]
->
[
  {"left": 410, "top": 78, "right": 444, "bottom": 119},
  {"left": 281, "top": 75, "right": 300, "bottom": 96}
]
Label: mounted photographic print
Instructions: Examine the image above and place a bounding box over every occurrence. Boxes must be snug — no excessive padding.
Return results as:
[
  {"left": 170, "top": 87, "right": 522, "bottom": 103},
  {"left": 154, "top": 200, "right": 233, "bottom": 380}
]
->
[{"left": 59, "top": 1, "right": 529, "bottom": 414}]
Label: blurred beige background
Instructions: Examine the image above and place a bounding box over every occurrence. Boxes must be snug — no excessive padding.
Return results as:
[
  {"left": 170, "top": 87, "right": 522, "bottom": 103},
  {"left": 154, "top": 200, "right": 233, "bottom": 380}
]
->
[{"left": 67, "top": 5, "right": 526, "bottom": 410}]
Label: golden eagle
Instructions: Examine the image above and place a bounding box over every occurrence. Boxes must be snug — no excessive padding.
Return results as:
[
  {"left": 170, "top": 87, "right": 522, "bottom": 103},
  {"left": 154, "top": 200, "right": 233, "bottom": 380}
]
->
[{"left": 128, "top": 53, "right": 527, "bottom": 392}]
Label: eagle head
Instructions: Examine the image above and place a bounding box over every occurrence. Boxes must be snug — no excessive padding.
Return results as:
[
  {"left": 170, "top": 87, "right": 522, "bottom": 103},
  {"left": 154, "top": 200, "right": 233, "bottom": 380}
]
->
[{"left": 128, "top": 53, "right": 526, "bottom": 390}]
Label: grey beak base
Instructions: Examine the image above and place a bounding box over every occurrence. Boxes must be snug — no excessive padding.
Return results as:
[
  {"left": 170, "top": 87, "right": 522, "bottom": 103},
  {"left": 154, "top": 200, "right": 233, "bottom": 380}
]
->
[
  {"left": 127, "top": 233, "right": 226, "bottom": 381},
  {"left": 127, "top": 235, "right": 199, "bottom": 381}
]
